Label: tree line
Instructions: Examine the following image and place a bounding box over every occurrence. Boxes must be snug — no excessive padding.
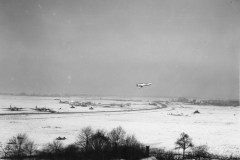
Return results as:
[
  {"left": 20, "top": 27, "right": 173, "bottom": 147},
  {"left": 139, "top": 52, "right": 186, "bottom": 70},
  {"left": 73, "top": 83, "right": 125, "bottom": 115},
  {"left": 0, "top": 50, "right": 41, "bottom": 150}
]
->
[
  {"left": 0, "top": 126, "right": 146, "bottom": 160},
  {"left": 0, "top": 126, "right": 239, "bottom": 160}
]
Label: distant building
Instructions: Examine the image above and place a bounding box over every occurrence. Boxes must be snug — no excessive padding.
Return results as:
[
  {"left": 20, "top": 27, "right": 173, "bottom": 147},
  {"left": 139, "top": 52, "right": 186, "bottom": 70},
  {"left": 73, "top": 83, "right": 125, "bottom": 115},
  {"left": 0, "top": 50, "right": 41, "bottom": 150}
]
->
[
  {"left": 199, "top": 99, "right": 239, "bottom": 106},
  {"left": 226, "top": 100, "right": 239, "bottom": 106},
  {"left": 177, "top": 97, "right": 189, "bottom": 103}
]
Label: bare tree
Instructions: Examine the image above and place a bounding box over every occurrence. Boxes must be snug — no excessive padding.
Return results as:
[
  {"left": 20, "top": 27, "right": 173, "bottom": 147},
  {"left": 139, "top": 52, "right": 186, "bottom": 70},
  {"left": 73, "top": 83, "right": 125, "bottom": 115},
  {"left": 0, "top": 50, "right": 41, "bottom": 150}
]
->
[
  {"left": 108, "top": 126, "right": 126, "bottom": 148},
  {"left": 124, "top": 134, "right": 139, "bottom": 147},
  {"left": 4, "top": 133, "right": 29, "bottom": 158},
  {"left": 78, "top": 129, "right": 109, "bottom": 160},
  {"left": 108, "top": 126, "right": 126, "bottom": 159},
  {"left": 45, "top": 140, "right": 64, "bottom": 154},
  {"left": 23, "top": 140, "right": 38, "bottom": 156},
  {"left": 76, "top": 126, "right": 94, "bottom": 152},
  {"left": 90, "top": 129, "right": 109, "bottom": 151},
  {"left": 122, "top": 134, "right": 145, "bottom": 160},
  {"left": 0, "top": 142, "right": 7, "bottom": 158},
  {"left": 175, "top": 132, "right": 194, "bottom": 159}
]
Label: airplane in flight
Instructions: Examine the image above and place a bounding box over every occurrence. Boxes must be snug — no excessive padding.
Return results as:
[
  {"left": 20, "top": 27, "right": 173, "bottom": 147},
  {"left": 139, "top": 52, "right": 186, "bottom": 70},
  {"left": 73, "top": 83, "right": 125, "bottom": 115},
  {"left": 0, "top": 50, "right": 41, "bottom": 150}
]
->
[{"left": 136, "top": 82, "right": 152, "bottom": 89}]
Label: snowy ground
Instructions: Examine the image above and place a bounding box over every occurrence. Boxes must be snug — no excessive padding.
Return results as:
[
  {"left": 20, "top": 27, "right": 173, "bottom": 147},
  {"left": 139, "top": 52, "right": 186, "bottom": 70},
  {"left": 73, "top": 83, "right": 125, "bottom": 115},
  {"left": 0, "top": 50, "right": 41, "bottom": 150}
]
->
[{"left": 0, "top": 95, "right": 239, "bottom": 156}]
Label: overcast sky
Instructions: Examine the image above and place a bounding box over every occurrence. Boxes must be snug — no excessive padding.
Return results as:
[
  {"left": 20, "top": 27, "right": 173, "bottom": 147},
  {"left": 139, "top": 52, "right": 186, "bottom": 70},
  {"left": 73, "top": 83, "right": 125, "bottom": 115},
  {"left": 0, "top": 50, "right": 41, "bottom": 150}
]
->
[{"left": 0, "top": 0, "right": 239, "bottom": 99}]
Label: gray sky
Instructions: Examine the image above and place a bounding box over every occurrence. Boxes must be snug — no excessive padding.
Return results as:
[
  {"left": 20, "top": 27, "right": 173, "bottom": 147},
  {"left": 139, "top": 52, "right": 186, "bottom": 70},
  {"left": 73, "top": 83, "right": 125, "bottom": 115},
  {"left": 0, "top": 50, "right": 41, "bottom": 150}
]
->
[{"left": 0, "top": 0, "right": 239, "bottom": 99}]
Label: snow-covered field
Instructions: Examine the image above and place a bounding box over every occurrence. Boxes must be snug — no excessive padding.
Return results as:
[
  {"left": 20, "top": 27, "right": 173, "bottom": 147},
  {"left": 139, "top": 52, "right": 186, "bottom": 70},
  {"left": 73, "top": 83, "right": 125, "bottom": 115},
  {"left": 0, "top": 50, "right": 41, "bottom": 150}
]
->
[{"left": 0, "top": 95, "right": 239, "bottom": 156}]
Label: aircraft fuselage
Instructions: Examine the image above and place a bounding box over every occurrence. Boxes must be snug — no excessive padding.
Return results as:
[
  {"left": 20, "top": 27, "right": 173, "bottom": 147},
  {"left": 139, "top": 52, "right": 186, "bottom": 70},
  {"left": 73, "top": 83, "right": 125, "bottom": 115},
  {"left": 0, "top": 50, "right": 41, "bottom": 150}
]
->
[{"left": 136, "top": 82, "right": 152, "bottom": 88}]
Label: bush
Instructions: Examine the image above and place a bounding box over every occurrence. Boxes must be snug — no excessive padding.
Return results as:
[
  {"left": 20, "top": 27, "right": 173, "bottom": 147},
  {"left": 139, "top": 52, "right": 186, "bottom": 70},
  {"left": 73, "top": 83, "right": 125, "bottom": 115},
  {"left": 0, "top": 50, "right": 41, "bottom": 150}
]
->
[{"left": 190, "top": 145, "right": 209, "bottom": 159}]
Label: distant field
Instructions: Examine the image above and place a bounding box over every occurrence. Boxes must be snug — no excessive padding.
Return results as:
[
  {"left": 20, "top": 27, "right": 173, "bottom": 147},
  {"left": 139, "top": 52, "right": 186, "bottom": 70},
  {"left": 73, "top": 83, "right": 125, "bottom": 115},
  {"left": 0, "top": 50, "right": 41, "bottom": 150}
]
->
[
  {"left": 0, "top": 95, "right": 161, "bottom": 115},
  {"left": 0, "top": 95, "right": 239, "bottom": 156}
]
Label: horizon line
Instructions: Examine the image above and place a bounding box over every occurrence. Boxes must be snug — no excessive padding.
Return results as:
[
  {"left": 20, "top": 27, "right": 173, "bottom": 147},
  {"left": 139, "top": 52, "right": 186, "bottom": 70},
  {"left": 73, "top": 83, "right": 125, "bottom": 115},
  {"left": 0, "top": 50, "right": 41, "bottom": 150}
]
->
[{"left": 0, "top": 91, "right": 238, "bottom": 101}]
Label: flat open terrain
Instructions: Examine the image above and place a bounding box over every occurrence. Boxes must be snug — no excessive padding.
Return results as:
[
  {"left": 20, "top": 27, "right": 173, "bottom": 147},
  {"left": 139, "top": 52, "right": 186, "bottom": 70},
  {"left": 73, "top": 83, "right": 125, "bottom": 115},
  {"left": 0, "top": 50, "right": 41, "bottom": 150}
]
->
[{"left": 0, "top": 95, "right": 239, "bottom": 156}]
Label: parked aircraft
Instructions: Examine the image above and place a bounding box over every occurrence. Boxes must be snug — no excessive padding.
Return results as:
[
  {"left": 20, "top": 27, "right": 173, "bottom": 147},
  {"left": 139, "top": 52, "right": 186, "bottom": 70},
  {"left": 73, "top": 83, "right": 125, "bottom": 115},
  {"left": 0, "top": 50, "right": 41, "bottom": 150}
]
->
[
  {"left": 56, "top": 136, "right": 66, "bottom": 140},
  {"left": 32, "top": 106, "right": 56, "bottom": 113},
  {"left": 59, "top": 100, "right": 69, "bottom": 104},
  {"left": 5, "top": 105, "right": 24, "bottom": 111}
]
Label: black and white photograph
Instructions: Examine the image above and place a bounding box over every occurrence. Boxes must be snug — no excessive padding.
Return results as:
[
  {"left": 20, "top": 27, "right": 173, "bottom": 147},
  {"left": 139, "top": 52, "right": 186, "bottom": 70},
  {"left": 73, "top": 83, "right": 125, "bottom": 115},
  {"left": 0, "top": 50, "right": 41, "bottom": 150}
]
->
[{"left": 0, "top": 0, "right": 239, "bottom": 159}]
